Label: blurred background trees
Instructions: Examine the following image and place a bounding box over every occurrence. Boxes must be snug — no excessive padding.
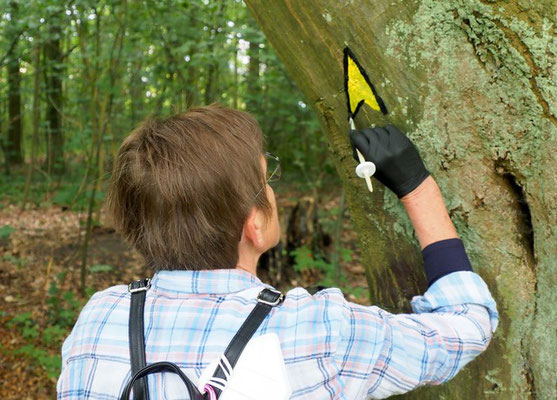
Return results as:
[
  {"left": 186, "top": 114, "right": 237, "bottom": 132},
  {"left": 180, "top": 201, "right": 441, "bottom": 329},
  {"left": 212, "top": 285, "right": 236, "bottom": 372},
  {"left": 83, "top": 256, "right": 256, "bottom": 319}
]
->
[
  {"left": 0, "top": 0, "right": 334, "bottom": 199},
  {"left": 0, "top": 0, "right": 339, "bottom": 289}
]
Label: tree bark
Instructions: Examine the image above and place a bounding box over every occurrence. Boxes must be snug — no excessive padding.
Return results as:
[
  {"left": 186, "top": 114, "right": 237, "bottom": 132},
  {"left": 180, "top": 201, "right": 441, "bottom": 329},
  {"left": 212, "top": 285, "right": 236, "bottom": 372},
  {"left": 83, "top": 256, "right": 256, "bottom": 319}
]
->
[
  {"left": 245, "top": 0, "right": 557, "bottom": 398},
  {"left": 6, "top": 50, "right": 22, "bottom": 166},
  {"left": 203, "top": 1, "right": 226, "bottom": 105},
  {"left": 246, "top": 38, "right": 260, "bottom": 113},
  {"left": 128, "top": 58, "right": 144, "bottom": 126},
  {"left": 21, "top": 45, "right": 42, "bottom": 210},
  {"left": 5, "top": 1, "right": 22, "bottom": 166},
  {"left": 44, "top": 24, "right": 65, "bottom": 175}
]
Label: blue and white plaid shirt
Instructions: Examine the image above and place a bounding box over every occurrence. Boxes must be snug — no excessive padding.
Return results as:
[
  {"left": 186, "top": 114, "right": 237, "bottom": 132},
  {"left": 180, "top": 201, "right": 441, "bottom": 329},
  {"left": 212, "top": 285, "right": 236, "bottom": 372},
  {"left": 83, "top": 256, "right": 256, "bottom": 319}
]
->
[{"left": 57, "top": 269, "right": 498, "bottom": 399}]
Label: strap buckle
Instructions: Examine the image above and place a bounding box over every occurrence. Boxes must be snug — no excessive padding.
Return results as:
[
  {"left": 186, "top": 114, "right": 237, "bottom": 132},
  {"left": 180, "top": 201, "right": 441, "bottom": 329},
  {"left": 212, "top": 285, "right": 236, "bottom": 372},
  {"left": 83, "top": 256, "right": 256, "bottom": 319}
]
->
[
  {"left": 257, "top": 288, "right": 284, "bottom": 306},
  {"left": 128, "top": 278, "right": 151, "bottom": 293}
]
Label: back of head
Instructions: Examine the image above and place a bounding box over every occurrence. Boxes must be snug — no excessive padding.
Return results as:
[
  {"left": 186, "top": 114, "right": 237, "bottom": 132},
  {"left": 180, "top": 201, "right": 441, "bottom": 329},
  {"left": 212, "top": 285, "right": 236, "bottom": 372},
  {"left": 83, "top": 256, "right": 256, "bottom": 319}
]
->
[{"left": 106, "top": 104, "right": 271, "bottom": 271}]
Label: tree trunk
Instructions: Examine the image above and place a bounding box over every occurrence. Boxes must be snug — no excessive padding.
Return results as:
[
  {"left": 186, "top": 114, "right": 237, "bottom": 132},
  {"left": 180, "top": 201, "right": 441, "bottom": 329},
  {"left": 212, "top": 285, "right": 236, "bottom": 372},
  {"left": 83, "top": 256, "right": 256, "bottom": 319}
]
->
[
  {"left": 128, "top": 59, "right": 144, "bottom": 126},
  {"left": 204, "top": 48, "right": 217, "bottom": 105},
  {"left": 204, "top": 1, "right": 226, "bottom": 105},
  {"left": 44, "top": 24, "right": 65, "bottom": 174},
  {"left": 21, "top": 45, "right": 42, "bottom": 210},
  {"left": 245, "top": 0, "right": 557, "bottom": 399},
  {"left": 246, "top": 38, "right": 260, "bottom": 113},
  {"left": 5, "top": 2, "right": 22, "bottom": 167}
]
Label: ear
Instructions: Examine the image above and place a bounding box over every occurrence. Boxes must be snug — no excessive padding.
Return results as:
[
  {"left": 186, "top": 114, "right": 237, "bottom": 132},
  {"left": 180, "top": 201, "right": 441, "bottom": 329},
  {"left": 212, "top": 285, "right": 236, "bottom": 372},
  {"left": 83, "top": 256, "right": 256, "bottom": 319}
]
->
[{"left": 241, "top": 207, "right": 265, "bottom": 250}]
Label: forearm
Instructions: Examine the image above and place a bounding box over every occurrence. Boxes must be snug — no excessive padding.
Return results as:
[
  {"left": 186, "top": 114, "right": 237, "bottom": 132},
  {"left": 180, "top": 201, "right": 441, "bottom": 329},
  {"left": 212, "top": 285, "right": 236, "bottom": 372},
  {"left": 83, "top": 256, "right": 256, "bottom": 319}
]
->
[
  {"left": 401, "top": 176, "right": 472, "bottom": 286},
  {"left": 401, "top": 176, "right": 458, "bottom": 249}
]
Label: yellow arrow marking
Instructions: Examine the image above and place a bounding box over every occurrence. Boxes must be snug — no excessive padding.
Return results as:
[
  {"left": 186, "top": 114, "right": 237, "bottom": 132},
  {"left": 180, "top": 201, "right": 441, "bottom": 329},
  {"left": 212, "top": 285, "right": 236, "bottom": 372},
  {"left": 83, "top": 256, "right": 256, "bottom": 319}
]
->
[
  {"left": 347, "top": 55, "right": 382, "bottom": 112},
  {"left": 344, "top": 47, "right": 387, "bottom": 118}
]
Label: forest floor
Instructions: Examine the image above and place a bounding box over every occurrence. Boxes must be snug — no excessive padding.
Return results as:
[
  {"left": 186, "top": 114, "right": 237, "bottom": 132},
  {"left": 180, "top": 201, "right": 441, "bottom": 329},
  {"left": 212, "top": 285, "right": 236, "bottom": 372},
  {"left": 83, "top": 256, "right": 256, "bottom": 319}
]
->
[{"left": 0, "top": 190, "right": 369, "bottom": 399}]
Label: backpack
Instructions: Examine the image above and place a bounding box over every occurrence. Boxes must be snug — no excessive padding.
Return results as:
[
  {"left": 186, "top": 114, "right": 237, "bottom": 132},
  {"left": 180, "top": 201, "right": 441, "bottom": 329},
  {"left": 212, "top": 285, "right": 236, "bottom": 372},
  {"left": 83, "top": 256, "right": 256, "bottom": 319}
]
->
[{"left": 120, "top": 278, "right": 288, "bottom": 400}]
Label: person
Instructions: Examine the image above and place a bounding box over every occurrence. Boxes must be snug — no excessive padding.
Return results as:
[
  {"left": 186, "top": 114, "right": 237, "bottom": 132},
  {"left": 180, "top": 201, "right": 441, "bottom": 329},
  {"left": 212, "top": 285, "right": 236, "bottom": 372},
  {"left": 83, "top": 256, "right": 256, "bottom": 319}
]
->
[{"left": 57, "top": 104, "right": 498, "bottom": 399}]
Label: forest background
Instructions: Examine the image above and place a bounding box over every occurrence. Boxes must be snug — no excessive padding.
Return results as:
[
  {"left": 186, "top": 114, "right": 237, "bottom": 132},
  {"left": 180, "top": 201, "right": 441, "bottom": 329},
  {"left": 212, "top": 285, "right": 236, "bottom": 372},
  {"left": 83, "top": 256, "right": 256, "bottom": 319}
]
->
[{"left": 0, "top": 1, "right": 365, "bottom": 398}]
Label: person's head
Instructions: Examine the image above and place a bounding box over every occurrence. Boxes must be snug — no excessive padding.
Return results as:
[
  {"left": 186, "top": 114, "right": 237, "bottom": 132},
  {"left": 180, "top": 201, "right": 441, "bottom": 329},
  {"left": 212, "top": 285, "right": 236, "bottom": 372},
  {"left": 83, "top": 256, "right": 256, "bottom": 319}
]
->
[{"left": 106, "top": 104, "right": 279, "bottom": 271}]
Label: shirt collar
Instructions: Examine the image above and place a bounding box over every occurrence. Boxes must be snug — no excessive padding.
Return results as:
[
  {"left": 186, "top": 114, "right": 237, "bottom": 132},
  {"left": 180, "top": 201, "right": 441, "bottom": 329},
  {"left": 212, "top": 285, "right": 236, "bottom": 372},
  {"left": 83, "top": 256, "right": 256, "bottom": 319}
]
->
[{"left": 150, "top": 269, "right": 265, "bottom": 294}]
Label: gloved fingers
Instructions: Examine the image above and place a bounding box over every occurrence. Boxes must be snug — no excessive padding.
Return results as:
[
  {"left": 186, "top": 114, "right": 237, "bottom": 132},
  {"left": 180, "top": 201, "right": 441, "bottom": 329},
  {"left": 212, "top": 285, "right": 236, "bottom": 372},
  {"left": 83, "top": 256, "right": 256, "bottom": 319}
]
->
[
  {"left": 385, "top": 124, "right": 412, "bottom": 148},
  {"left": 385, "top": 124, "right": 403, "bottom": 137},
  {"left": 361, "top": 127, "right": 390, "bottom": 148},
  {"left": 360, "top": 127, "right": 390, "bottom": 162},
  {"left": 349, "top": 130, "right": 370, "bottom": 162}
]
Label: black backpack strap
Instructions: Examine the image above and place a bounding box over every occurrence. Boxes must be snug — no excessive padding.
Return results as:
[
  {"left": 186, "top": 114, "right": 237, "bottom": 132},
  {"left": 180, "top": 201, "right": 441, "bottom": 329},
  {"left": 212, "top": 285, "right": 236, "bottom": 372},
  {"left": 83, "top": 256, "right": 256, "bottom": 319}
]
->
[
  {"left": 127, "top": 283, "right": 284, "bottom": 400},
  {"left": 211, "top": 288, "right": 284, "bottom": 397},
  {"left": 128, "top": 278, "right": 151, "bottom": 400},
  {"left": 120, "top": 362, "right": 205, "bottom": 400}
]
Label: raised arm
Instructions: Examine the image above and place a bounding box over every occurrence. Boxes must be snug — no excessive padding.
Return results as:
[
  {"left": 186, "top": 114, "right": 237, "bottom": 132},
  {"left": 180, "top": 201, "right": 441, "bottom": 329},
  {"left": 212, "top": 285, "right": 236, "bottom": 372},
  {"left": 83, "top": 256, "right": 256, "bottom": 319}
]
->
[
  {"left": 344, "top": 125, "right": 498, "bottom": 398},
  {"left": 350, "top": 125, "right": 472, "bottom": 285}
]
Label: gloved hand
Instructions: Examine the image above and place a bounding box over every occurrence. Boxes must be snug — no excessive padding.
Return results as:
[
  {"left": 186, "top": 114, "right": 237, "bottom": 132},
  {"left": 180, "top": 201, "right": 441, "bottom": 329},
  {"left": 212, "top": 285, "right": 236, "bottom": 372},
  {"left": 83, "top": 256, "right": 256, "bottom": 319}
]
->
[{"left": 349, "top": 124, "right": 430, "bottom": 198}]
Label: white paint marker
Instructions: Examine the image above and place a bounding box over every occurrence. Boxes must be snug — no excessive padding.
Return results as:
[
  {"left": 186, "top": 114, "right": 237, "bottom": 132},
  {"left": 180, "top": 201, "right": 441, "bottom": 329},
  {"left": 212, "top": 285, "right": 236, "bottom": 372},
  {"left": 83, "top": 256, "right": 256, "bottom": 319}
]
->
[{"left": 349, "top": 117, "right": 375, "bottom": 192}]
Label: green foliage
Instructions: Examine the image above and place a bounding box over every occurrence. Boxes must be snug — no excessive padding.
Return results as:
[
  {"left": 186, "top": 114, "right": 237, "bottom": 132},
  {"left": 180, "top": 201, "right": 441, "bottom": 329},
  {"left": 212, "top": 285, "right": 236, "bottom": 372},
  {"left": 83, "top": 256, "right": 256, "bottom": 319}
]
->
[
  {"left": 291, "top": 245, "right": 354, "bottom": 289},
  {"left": 9, "top": 312, "right": 40, "bottom": 340},
  {"left": 2, "top": 254, "right": 27, "bottom": 269},
  {"left": 89, "top": 264, "right": 114, "bottom": 273},
  {"left": 7, "top": 312, "right": 61, "bottom": 378},
  {"left": 0, "top": 0, "right": 335, "bottom": 207},
  {"left": 14, "top": 344, "right": 61, "bottom": 379},
  {"left": 6, "top": 271, "right": 92, "bottom": 380},
  {"left": 46, "top": 273, "right": 82, "bottom": 329},
  {"left": 0, "top": 224, "right": 14, "bottom": 239},
  {"left": 43, "top": 325, "right": 67, "bottom": 346},
  {"left": 291, "top": 246, "right": 329, "bottom": 273}
]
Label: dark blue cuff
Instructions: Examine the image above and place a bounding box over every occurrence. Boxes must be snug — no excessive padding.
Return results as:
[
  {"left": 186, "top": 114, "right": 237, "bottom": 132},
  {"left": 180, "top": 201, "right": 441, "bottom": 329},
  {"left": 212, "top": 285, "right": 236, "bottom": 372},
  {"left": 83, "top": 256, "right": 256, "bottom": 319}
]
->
[{"left": 422, "top": 238, "right": 473, "bottom": 287}]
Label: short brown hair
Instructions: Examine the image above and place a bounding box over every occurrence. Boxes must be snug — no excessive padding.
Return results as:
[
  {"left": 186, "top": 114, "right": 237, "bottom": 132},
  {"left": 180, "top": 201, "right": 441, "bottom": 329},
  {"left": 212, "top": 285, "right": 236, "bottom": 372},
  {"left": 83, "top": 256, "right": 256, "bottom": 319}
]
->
[{"left": 106, "top": 104, "right": 272, "bottom": 271}]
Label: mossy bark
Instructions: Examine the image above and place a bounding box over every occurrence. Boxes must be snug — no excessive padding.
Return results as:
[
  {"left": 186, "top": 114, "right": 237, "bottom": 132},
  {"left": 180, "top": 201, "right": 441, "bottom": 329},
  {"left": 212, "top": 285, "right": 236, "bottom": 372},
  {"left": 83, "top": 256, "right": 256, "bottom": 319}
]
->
[{"left": 245, "top": 0, "right": 557, "bottom": 398}]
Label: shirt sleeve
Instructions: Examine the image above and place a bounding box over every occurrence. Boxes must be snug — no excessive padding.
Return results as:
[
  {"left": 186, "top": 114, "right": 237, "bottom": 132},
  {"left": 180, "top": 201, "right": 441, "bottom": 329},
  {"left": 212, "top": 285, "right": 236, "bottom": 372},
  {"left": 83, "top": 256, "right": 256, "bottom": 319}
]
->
[
  {"left": 334, "top": 271, "right": 498, "bottom": 399},
  {"left": 421, "top": 238, "right": 473, "bottom": 286}
]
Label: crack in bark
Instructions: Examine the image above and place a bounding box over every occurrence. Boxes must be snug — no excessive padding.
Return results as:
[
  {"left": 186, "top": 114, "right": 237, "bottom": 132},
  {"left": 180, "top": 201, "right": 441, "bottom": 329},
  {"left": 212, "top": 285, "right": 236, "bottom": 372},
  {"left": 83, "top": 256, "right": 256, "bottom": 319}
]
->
[{"left": 494, "top": 158, "right": 538, "bottom": 399}]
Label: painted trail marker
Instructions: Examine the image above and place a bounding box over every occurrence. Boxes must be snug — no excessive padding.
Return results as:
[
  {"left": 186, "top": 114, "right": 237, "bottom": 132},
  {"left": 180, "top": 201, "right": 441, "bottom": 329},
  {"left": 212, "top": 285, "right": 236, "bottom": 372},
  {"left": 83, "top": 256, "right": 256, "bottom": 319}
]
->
[{"left": 343, "top": 47, "right": 388, "bottom": 192}]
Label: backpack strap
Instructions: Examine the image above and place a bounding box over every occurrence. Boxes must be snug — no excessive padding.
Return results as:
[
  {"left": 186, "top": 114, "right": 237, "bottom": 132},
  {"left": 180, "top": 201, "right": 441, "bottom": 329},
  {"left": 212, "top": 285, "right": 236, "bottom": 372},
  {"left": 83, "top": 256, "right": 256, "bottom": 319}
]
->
[
  {"left": 120, "top": 361, "right": 204, "bottom": 400},
  {"left": 127, "top": 282, "right": 284, "bottom": 400},
  {"left": 210, "top": 288, "right": 284, "bottom": 397},
  {"left": 128, "top": 278, "right": 152, "bottom": 400}
]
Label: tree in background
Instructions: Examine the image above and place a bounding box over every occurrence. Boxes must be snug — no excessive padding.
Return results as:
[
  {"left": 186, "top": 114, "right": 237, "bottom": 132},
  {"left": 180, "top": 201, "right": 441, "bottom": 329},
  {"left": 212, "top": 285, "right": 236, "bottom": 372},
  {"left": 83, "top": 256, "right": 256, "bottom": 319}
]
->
[
  {"left": 4, "top": 1, "right": 22, "bottom": 166},
  {"left": 245, "top": 0, "right": 556, "bottom": 398},
  {"left": 44, "top": 21, "right": 64, "bottom": 175}
]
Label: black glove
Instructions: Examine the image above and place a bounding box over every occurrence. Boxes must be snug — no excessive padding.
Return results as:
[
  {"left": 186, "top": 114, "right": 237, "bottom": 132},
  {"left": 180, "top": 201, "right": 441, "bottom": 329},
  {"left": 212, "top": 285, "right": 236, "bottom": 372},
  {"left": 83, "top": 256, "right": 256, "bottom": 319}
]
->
[{"left": 349, "top": 124, "right": 430, "bottom": 198}]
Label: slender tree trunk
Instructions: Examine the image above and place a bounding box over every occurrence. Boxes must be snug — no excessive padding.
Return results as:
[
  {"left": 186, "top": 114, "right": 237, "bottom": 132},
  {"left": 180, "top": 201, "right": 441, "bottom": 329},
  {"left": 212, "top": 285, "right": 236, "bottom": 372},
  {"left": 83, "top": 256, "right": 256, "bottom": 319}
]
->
[
  {"left": 129, "top": 59, "right": 144, "bottom": 126},
  {"left": 232, "top": 39, "right": 239, "bottom": 109},
  {"left": 80, "top": 0, "right": 128, "bottom": 294},
  {"left": 184, "top": 4, "right": 198, "bottom": 109},
  {"left": 245, "top": 0, "right": 557, "bottom": 398},
  {"left": 185, "top": 57, "right": 197, "bottom": 109},
  {"left": 5, "top": 4, "right": 22, "bottom": 167},
  {"left": 204, "top": 49, "right": 216, "bottom": 105},
  {"left": 204, "top": 1, "right": 225, "bottom": 105},
  {"left": 246, "top": 39, "right": 260, "bottom": 114},
  {"left": 21, "top": 45, "right": 42, "bottom": 210},
  {"left": 44, "top": 24, "right": 65, "bottom": 175}
]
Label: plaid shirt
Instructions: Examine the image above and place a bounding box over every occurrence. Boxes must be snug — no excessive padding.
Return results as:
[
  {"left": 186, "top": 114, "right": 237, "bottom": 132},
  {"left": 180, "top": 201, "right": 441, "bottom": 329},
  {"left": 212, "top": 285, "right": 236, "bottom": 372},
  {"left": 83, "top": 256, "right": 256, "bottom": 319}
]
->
[{"left": 57, "top": 269, "right": 498, "bottom": 399}]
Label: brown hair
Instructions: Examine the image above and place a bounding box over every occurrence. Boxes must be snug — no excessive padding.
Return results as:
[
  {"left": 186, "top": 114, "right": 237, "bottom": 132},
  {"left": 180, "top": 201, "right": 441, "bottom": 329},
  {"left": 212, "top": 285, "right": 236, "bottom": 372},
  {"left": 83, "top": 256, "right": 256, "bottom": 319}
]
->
[{"left": 106, "top": 104, "right": 272, "bottom": 271}]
